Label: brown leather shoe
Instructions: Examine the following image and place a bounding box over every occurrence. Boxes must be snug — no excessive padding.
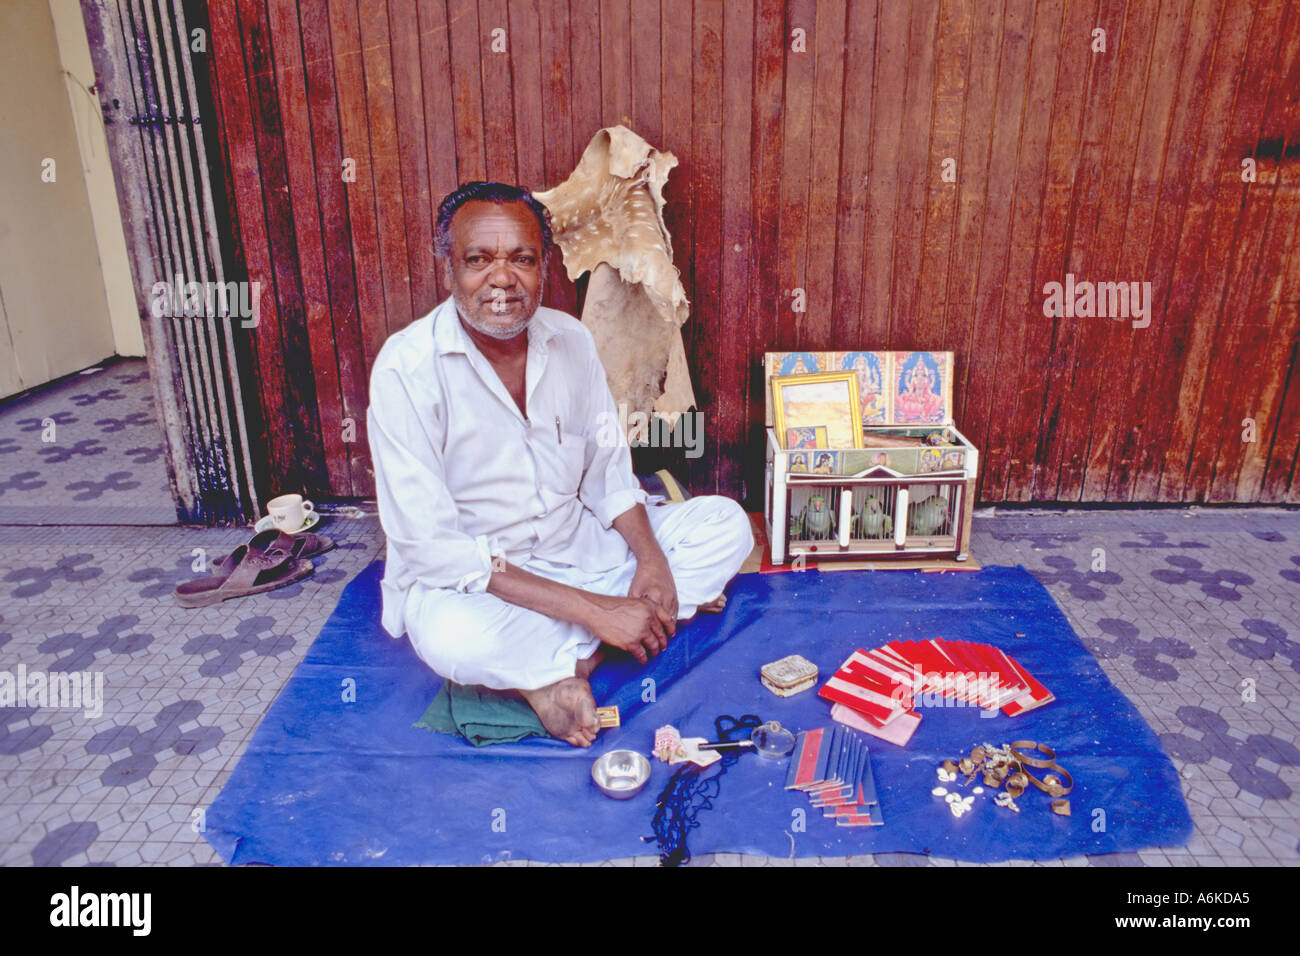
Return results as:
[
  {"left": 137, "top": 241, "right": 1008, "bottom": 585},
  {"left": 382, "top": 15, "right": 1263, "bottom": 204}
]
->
[{"left": 209, "top": 528, "right": 335, "bottom": 576}]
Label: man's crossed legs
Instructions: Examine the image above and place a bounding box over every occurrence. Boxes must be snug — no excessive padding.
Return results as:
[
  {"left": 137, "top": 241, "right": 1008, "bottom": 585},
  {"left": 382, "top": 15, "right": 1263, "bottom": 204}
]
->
[{"left": 404, "top": 496, "right": 754, "bottom": 745}]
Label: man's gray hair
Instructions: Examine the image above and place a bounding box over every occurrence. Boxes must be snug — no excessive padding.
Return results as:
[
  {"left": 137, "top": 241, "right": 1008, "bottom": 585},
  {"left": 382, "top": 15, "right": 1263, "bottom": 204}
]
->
[{"left": 434, "top": 181, "right": 555, "bottom": 263}]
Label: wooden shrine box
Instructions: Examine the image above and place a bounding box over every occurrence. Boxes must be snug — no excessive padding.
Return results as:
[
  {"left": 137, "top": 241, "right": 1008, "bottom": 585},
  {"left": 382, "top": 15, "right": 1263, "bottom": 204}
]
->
[{"left": 763, "top": 351, "right": 979, "bottom": 565}]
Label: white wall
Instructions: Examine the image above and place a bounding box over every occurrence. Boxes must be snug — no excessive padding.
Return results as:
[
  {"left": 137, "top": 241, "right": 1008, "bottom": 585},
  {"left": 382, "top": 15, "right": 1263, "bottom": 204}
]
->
[
  {"left": 0, "top": 0, "right": 144, "bottom": 401},
  {"left": 49, "top": 0, "right": 144, "bottom": 360}
]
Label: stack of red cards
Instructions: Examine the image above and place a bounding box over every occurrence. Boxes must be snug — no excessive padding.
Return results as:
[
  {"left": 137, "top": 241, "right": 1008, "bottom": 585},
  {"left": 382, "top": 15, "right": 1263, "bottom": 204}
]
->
[
  {"left": 784, "top": 725, "right": 882, "bottom": 827},
  {"left": 819, "top": 640, "right": 1054, "bottom": 742}
]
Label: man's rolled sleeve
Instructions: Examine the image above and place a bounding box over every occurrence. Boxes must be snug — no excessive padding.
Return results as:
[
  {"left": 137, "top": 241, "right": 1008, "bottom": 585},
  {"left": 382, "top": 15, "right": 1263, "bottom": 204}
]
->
[
  {"left": 577, "top": 340, "right": 648, "bottom": 529},
  {"left": 368, "top": 368, "right": 499, "bottom": 593},
  {"left": 588, "top": 487, "right": 647, "bottom": 529}
]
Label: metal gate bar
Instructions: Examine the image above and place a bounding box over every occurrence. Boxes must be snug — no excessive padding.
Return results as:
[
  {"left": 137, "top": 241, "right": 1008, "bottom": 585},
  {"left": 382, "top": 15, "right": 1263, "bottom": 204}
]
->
[{"left": 80, "top": 0, "right": 259, "bottom": 524}]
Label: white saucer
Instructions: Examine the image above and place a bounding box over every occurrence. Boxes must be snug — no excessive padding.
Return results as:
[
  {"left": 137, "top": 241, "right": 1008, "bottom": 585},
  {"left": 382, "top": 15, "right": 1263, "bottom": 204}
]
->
[{"left": 254, "top": 510, "right": 322, "bottom": 534}]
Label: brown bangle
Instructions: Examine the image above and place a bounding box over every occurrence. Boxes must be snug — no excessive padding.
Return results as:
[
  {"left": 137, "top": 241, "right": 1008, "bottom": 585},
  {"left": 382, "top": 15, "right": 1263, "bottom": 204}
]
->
[{"left": 1009, "top": 740, "right": 1074, "bottom": 797}]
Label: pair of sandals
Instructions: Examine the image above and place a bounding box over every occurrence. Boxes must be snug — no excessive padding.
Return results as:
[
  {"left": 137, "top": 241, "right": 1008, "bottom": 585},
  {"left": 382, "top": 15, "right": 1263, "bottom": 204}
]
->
[{"left": 173, "top": 528, "right": 335, "bottom": 608}]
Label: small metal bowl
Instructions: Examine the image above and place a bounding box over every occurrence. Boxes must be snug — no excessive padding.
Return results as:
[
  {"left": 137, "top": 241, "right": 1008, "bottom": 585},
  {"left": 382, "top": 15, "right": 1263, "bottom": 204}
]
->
[{"left": 591, "top": 749, "right": 652, "bottom": 800}]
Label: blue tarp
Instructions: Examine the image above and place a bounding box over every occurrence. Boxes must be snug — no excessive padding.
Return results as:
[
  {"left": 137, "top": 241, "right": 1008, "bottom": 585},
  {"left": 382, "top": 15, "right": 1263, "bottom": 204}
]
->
[{"left": 204, "top": 562, "right": 1192, "bottom": 865}]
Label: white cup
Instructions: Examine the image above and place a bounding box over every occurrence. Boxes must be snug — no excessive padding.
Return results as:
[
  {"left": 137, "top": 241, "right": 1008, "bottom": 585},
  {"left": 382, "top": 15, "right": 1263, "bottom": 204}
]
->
[{"left": 268, "top": 494, "right": 314, "bottom": 531}]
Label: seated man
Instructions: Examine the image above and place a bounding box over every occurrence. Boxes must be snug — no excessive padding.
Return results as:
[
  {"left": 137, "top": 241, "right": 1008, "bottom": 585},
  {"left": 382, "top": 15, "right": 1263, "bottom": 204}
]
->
[{"left": 367, "top": 181, "right": 754, "bottom": 747}]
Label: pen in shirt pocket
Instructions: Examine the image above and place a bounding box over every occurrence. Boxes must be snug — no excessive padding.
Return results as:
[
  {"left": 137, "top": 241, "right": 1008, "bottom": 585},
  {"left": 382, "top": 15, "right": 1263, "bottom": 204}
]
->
[{"left": 555, "top": 416, "right": 562, "bottom": 444}]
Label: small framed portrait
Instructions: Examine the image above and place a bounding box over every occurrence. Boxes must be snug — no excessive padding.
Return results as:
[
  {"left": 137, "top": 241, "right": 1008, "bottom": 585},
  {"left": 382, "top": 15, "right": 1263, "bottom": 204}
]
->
[
  {"left": 772, "top": 372, "right": 863, "bottom": 450},
  {"left": 812, "top": 451, "right": 837, "bottom": 474},
  {"left": 785, "top": 425, "right": 828, "bottom": 449},
  {"left": 835, "top": 350, "right": 889, "bottom": 425},
  {"left": 893, "top": 351, "right": 949, "bottom": 425},
  {"left": 775, "top": 351, "right": 821, "bottom": 376},
  {"left": 789, "top": 452, "right": 810, "bottom": 473}
]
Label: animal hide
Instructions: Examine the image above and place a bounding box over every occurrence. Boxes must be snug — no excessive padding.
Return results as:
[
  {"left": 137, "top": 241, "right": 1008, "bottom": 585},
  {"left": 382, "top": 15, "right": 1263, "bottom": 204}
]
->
[{"left": 534, "top": 126, "right": 696, "bottom": 424}]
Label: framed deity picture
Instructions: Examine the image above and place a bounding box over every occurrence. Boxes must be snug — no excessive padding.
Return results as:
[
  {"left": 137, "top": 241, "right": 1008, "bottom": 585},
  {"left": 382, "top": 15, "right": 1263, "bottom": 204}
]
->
[
  {"left": 785, "top": 425, "right": 829, "bottom": 449},
  {"left": 771, "top": 372, "right": 863, "bottom": 449},
  {"left": 893, "top": 351, "right": 950, "bottom": 424},
  {"left": 811, "top": 451, "right": 837, "bottom": 474}
]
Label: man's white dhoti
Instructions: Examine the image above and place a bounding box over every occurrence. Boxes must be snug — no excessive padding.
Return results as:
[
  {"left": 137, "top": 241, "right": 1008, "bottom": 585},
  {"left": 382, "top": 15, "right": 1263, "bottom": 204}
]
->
[{"left": 404, "top": 496, "right": 753, "bottom": 690}]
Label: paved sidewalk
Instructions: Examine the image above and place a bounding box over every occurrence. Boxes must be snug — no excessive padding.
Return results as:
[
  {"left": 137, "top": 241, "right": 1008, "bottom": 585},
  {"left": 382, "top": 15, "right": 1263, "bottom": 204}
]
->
[{"left": 1, "top": 360, "right": 1296, "bottom": 866}]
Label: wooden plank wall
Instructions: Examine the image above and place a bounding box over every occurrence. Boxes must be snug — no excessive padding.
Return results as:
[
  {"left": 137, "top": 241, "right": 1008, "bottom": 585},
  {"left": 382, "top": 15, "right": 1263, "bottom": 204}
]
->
[{"left": 206, "top": 0, "right": 1300, "bottom": 506}]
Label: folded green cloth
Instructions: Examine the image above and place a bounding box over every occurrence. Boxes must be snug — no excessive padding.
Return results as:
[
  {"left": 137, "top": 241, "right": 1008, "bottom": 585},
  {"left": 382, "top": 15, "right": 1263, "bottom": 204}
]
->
[{"left": 415, "top": 681, "right": 551, "bottom": 746}]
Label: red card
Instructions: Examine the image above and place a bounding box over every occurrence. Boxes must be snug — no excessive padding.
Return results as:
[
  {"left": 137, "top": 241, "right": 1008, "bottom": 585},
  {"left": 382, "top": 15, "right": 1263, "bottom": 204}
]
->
[
  {"left": 996, "top": 649, "right": 1055, "bottom": 716},
  {"left": 819, "top": 676, "right": 903, "bottom": 726},
  {"left": 841, "top": 659, "right": 904, "bottom": 698}
]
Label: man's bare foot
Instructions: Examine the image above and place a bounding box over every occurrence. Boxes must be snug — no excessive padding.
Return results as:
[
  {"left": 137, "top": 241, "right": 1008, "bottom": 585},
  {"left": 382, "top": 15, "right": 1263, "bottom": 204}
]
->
[
  {"left": 575, "top": 648, "right": 605, "bottom": 680},
  {"left": 676, "top": 593, "right": 728, "bottom": 623},
  {"left": 698, "top": 594, "right": 727, "bottom": 614},
  {"left": 520, "top": 677, "right": 599, "bottom": 747}
]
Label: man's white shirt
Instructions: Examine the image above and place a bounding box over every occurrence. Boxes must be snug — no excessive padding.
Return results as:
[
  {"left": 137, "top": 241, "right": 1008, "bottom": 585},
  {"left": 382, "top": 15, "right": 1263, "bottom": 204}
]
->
[{"left": 367, "top": 297, "right": 648, "bottom": 639}]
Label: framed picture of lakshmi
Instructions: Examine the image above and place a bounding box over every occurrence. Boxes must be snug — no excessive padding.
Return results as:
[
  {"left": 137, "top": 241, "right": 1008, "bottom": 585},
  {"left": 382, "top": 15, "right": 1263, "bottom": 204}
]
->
[{"left": 893, "top": 351, "right": 949, "bottom": 425}]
